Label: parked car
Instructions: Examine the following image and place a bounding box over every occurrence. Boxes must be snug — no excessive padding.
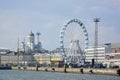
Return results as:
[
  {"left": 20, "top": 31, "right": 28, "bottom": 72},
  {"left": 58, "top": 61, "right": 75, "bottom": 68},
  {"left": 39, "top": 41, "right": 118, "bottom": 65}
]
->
[
  {"left": 111, "top": 65, "right": 119, "bottom": 69},
  {"left": 78, "top": 63, "right": 92, "bottom": 68},
  {"left": 93, "top": 63, "right": 106, "bottom": 68}
]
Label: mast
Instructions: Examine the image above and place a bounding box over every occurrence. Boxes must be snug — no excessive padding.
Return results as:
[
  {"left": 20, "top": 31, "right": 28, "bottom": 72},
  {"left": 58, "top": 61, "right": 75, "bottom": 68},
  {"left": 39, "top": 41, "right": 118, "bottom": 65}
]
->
[
  {"left": 17, "top": 37, "right": 20, "bottom": 66},
  {"left": 94, "top": 18, "right": 100, "bottom": 63}
]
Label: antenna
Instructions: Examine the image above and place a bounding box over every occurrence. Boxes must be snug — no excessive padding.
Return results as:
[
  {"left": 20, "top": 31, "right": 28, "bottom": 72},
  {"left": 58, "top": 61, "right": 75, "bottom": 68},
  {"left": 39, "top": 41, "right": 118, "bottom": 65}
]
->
[
  {"left": 22, "top": 38, "right": 26, "bottom": 66},
  {"left": 36, "top": 32, "right": 41, "bottom": 44},
  {"left": 94, "top": 18, "right": 100, "bottom": 63}
]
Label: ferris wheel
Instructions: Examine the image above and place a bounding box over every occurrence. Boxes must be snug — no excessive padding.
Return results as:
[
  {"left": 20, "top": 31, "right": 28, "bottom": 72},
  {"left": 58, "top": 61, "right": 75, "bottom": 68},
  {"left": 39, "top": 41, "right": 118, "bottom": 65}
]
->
[{"left": 60, "top": 19, "right": 89, "bottom": 64}]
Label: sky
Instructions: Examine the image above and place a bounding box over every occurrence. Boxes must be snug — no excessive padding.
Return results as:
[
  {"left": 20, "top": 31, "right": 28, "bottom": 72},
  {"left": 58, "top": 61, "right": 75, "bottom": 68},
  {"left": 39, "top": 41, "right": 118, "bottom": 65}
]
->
[{"left": 0, "top": 0, "right": 120, "bottom": 51}]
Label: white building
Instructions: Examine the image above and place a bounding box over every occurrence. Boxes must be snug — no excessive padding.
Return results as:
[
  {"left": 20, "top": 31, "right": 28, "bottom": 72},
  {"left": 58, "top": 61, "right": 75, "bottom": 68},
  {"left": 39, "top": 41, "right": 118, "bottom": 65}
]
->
[
  {"left": 20, "top": 31, "right": 42, "bottom": 53},
  {"left": 85, "top": 43, "right": 112, "bottom": 63},
  {"left": 85, "top": 42, "right": 120, "bottom": 68},
  {"left": 27, "top": 31, "right": 35, "bottom": 50}
]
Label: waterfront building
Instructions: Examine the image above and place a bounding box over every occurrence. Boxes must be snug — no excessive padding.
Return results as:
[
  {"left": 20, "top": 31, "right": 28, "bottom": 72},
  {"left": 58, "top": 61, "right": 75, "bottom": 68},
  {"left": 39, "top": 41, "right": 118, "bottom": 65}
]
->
[
  {"left": 111, "top": 42, "right": 120, "bottom": 53},
  {"left": 85, "top": 42, "right": 120, "bottom": 68},
  {"left": 103, "top": 42, "right": 120, "bottom": 68},
  {"left": 104, "top": 53, "right": 120, "bottom": 67},
  {"left": 0, "top": 55, "right": 35, "bottom": 66},
  {"left": 0, "top": 52, "right": 64, "bottom": 67},
  {"left": 34, "top": 53, "right": 51, "bottom": 65},
  {"left": 34, "top": 53, "right": 64, "bottom": 67},
  {"left": 85, "top": 43, "right": 111, "bottom": 63}
]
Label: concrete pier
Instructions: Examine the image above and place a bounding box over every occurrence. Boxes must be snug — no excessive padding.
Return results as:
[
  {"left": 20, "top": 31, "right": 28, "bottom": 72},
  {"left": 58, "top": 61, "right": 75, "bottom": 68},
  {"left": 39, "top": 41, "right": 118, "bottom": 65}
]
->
[{"left": 11, "top": 66, "right": 120, "bottom": 76}]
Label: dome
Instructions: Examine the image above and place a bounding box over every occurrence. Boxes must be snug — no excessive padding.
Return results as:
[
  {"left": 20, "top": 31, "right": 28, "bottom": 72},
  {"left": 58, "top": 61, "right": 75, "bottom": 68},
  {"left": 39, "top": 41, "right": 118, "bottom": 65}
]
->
[{"left": 29, "top": 31, "right": 34, "bottom": 36}]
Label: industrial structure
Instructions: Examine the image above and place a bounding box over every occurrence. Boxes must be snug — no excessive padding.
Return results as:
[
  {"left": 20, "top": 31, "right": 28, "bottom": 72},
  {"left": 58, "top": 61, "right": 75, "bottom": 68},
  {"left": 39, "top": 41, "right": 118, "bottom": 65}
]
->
[{"left": 93, "top": 18, "right": 100, "bottom": 63}]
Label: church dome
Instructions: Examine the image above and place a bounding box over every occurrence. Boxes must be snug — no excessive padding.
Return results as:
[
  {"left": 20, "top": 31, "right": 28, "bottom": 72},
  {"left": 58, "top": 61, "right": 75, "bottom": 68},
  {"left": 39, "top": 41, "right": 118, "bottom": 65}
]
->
[{"left": 29, "top": 31, "right": 34, "bottom": 36}]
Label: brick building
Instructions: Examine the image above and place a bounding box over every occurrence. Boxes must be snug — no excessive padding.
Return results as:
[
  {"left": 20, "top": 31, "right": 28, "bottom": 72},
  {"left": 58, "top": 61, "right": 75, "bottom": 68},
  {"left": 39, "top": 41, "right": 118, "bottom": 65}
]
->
[{"left": 111, "top": 42, "right": 120, "bottom": 53}]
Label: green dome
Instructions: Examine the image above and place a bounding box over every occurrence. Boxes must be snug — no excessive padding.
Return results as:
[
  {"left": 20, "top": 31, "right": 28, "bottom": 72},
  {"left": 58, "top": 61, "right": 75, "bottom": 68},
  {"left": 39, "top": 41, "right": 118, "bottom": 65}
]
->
[{"left": 29, "top": 31, "right": 34, "bottom": 36}]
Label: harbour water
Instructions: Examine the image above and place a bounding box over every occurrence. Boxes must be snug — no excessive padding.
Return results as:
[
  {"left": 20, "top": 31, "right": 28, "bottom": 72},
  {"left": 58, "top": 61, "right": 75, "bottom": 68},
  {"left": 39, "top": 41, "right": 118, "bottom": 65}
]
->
[{"left": 0, "top": 70, "right": 119, "bottom": 80}]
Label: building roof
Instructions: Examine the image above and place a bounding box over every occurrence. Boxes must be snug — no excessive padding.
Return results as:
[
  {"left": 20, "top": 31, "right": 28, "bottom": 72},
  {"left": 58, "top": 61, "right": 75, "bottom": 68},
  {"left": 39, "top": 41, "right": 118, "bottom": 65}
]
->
[
  {"left": 29, "top": 31, "right": 34, "bottom": 36},
  {"left": 111, "top": 42, "right": 120, "bottom": 48}
]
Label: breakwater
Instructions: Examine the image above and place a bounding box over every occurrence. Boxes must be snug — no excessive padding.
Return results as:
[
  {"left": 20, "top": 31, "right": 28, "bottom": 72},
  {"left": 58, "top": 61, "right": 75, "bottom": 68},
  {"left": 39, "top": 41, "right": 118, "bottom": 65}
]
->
[{"left": 11, "top": 66, "right": 120, "bottom": 76}]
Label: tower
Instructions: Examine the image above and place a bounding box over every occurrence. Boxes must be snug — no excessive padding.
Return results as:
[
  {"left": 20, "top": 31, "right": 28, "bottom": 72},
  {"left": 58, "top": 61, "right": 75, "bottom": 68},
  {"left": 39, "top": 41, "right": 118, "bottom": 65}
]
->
[
  {"left": 27, "top": 31, "right": 35, "bottom": 50},
  {"left": 36, "top": 32, "right": 42, "bottom": 50},
  {"left": 93, "top": 18, "right": 100, "bottom": 63},
  {"left": 36, "top": 32, "right": 40, "bottom": 44}
]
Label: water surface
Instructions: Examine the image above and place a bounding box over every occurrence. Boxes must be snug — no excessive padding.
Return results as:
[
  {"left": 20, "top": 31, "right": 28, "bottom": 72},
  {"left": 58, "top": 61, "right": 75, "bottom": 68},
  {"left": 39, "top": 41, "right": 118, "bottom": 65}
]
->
[{"left": 0, "top": 70, "right": 119, "bottom": 80}]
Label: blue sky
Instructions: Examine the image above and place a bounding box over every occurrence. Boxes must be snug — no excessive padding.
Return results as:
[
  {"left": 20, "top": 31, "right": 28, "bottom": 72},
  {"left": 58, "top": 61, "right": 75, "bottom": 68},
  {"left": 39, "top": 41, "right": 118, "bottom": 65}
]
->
[{"left": 0, "top": 0, "right": 120, "bottom": 50}]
